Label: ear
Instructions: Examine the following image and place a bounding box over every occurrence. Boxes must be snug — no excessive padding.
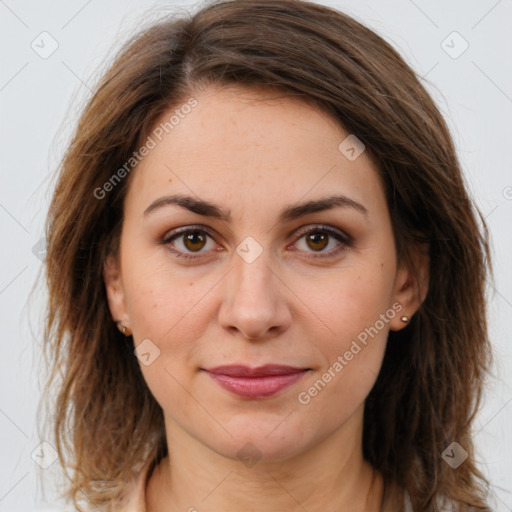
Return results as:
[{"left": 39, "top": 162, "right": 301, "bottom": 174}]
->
[
  {"left": 389, "top": 242, "right": 429, "bottom": 331},
  {"left": 103, "top": 252, "right": 129, "bottom": 328}
]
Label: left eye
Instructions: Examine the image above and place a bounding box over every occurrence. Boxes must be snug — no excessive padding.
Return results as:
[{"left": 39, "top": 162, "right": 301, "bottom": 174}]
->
[
  {"left": 294, "top": 227, "right": 347, "bottom": 256},
  {"left": 161, "top": 226, "right": 350, "bottom": 261},
  {"left": 290, "top": 226, "right": 351, "bottom": 259}
]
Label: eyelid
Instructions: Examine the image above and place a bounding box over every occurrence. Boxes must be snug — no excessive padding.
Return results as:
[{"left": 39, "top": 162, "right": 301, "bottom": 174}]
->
[
  {"left": 292, "top": 224, "right": 350, "bottom": 243},
  {"left": 162, "top": 224, "right": 216, "bottom": 240}
]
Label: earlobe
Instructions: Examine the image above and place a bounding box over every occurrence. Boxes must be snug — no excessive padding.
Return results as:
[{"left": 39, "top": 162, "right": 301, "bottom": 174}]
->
[
  {"left": 390, "top": 244, "right": 429, "bottom": 331},
  {"left": 103, "top": 253, "right": 129, "bottom": 327}
]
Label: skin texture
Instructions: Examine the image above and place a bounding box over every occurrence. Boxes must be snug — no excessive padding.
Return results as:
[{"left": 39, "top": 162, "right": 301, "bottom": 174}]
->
[{"left": 104, "top": 84, "right": 429, "bottom": 511}]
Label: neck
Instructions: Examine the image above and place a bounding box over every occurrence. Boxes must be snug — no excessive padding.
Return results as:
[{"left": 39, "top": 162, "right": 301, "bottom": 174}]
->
[{"left": 146, "top": 406, "right": 393, "bottom": 512}]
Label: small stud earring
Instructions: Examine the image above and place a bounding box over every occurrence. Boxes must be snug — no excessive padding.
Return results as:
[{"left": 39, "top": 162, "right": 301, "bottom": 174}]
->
[
  {"left": 116, "top": 322, "right": 132, "bottom": 336},
  {"left": 400, "top": 315, "right": 410, "bottom": 324}
]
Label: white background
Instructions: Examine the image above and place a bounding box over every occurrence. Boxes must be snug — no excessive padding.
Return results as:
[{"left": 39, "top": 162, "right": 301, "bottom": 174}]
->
[{"left": 0, "top": 0, "right": 511, "bottom": 510}]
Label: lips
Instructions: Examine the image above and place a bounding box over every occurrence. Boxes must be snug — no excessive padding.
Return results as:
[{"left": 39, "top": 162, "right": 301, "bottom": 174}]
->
[
  {"left": 202, "top": 364, "right": 310, "bottom": 398},
  {"left": 206, "top": 364, "right": 307, "bottom": 377}
]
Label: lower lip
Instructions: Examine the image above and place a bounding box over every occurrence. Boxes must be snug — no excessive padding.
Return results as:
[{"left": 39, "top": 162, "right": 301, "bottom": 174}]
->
[{"left": 204, "top": 371, "right": 308, "bottom": 398}]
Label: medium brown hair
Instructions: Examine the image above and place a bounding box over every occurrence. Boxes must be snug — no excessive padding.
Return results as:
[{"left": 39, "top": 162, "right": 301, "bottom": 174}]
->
[{"left": 40, "top": 0, "right": 493, "bottom": 510}]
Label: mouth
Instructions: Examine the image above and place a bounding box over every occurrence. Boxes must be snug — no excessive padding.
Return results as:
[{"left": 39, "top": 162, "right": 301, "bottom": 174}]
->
[{"left": 201, "top": 364, "right": 311, "bottom": 399}]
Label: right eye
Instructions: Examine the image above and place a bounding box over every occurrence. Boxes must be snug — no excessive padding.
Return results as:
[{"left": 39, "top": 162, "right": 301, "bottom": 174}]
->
[{"left": 161, "top": 227, "right": 219, "bottom": 261}]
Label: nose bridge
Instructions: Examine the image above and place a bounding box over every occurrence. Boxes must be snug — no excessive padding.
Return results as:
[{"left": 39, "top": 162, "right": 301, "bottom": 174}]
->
[
  {"left": 234, "top": 241, "right": 272, "bottom": 297},
  {"left": 218, "top": 237, "right": 291, "bottom": 339}
]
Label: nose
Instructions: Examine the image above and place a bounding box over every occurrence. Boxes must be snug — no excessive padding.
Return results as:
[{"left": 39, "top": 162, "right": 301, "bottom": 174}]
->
[{"left": 218, "top": 247, "right": 292, "bottom": 341}]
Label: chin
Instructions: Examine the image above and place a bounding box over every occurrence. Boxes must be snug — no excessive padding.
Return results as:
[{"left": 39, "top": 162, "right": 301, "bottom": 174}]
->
[{"left": 208, "top": 422, "right": 311, "bottom": 464}]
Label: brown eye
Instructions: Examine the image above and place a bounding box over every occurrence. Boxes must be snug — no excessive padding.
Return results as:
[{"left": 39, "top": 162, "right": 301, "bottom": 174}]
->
[
  {"left": 182, "top": 231, "right": 208, "bottom": 252},
  {"left": 305, "top": 232, "right": 329, "bottom": 251},
  {"left": 294, "top": 226, "right": 351, "bottom": 259},
  {"left": 161, "top": 227, "right": 217, "bottom": 260}
]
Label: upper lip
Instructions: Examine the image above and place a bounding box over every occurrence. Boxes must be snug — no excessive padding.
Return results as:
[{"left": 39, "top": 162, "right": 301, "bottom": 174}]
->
[{"left": 204, "top": 365, "right": 308, "bottom": 377}]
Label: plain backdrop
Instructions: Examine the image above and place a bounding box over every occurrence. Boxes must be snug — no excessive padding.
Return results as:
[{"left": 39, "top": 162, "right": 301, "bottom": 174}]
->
[{"left": 1, "top": 0, "right": 511, "bottom": 510}]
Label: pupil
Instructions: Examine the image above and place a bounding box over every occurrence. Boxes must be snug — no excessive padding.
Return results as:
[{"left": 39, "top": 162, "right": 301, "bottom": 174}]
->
[
  {"left": 309, "top": 233, "right": 327, "bottom": 250},
  {"left": 185, "top": 231, "right": 205, "bottom": 251}
]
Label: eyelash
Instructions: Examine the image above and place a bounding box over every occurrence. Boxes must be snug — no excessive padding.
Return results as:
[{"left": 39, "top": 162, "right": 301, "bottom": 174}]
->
[{"left": 160, "top": 225, "right": 352, "bottom": 262}]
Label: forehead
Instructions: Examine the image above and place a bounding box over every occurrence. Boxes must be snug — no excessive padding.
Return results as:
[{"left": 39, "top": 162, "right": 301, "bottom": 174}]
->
[{"left": 125, "top": 85, "right": 385, "bottom": 217}]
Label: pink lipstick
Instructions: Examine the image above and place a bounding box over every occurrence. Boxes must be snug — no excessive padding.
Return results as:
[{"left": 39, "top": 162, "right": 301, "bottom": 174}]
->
[{"left": 202, "top": 364, "right": 309, "bottom": 398}]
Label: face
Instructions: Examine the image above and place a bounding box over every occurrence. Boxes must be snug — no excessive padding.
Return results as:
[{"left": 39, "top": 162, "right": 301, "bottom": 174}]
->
[{"left": 104, "top": 84, "right": 422, "bottom": 463}]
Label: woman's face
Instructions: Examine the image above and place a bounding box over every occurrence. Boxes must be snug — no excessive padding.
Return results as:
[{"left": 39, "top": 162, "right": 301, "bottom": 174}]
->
[{"left": 105, "top": 84, "right": 419, "bottom": 462}]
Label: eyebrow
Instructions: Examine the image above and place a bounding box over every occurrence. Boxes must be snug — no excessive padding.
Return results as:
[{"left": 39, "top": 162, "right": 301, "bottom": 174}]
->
[{"left": 143, "top": 193, "right": 368, "bottom": 222}]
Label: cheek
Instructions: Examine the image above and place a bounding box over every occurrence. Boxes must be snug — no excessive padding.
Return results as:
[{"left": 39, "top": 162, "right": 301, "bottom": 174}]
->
[
  {"left": 305, "top": 263, "right": 394, "bottom": 349},
  {"left": 122, "top": 264, "right": 212, "bottom": 413},
  {"left": 295, "top": 290, "right": 391, "bottom": 436},
  {"left": 295, "top": 261, "right": 394, "bottom": 406},
  {"left": 121, "top": 244, "right": 212, "bottom": 341}
]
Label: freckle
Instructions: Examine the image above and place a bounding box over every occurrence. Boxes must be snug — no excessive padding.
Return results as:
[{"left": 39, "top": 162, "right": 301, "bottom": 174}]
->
[{"left": 153, "top": 303, "right": 157, "bottom": 309}]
